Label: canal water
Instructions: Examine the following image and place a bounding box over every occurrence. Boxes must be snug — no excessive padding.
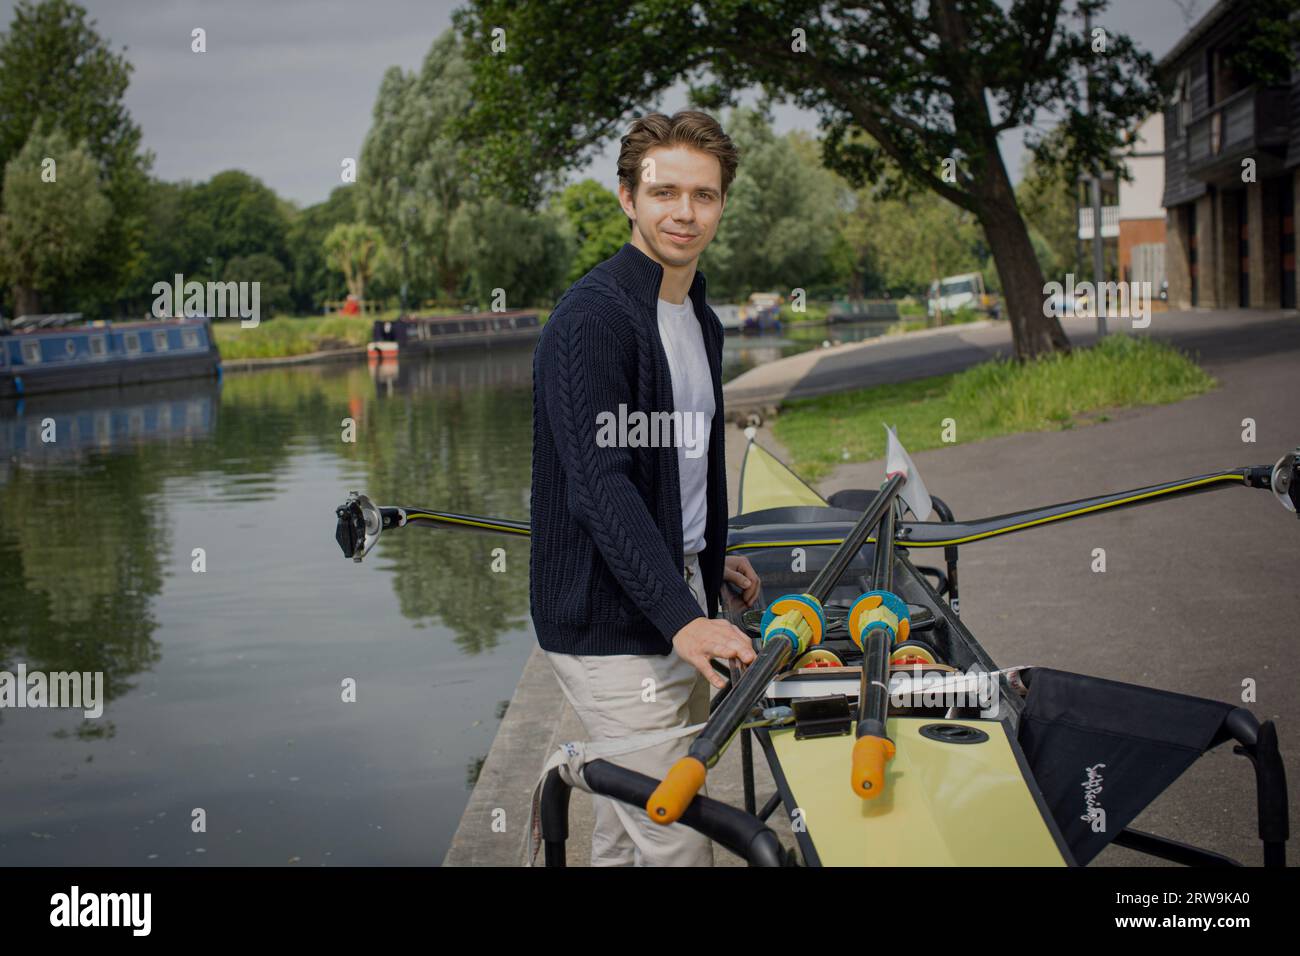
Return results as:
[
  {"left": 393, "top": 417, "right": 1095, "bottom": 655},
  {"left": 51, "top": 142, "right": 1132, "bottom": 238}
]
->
[{"left": 0, "top": 320, "right": 889, "bottom": 865}]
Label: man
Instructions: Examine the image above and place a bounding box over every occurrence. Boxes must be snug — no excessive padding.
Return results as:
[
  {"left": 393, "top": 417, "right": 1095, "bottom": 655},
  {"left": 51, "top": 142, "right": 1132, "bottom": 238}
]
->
[{"left": 530, "top": 110, "right": 761, "bottom": 866}]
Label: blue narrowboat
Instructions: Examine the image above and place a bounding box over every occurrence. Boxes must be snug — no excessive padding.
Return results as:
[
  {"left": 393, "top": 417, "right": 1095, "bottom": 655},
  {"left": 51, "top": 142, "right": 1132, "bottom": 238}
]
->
[{"left": 0, "top": 317, "right": 222, "bottom": 399}]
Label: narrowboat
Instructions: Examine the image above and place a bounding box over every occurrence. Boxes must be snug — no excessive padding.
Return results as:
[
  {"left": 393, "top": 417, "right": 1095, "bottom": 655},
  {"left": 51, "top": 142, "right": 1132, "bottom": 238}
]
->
[
  {"left": 368, "top": 310, "right": 541, "bottom": 361},
  {"left": 0, "top": 317, "right": 222, "bottom": 399}
]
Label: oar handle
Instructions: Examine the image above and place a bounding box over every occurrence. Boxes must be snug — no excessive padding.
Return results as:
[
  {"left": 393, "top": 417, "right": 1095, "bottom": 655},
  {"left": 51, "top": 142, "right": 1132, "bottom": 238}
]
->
[
  {"left": 644, "top": 605, "right": 816, "bottom": 825},
  {"left": 646, "top": 756, "right": 708, "bottom": 825},
  {"left": 849, "top": 592, "right": 907, "bottom": 801},
  {"left": 851, "top": 732, "right": 895, "bottom": 799}
]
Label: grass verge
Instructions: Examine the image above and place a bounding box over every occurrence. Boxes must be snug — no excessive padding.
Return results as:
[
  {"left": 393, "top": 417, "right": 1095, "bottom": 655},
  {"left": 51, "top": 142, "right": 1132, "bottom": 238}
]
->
[
  {"left": 212, "top": 315, "right": 379, "bottom": 359},
  {"left": 772, "top": 335, "right": 1216, "bottom": 482}
]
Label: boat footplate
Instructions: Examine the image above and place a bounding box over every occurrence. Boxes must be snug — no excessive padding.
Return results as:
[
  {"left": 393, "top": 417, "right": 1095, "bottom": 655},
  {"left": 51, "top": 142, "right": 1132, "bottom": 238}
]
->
[{"left": 792, "top": 695, "right": 853, "bottom": 740}]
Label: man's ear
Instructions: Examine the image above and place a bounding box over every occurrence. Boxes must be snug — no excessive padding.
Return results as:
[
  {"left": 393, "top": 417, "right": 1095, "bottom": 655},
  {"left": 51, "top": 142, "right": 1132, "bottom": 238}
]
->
[{"left": 617, "top": 182, "right": 637, "bottom": 223}]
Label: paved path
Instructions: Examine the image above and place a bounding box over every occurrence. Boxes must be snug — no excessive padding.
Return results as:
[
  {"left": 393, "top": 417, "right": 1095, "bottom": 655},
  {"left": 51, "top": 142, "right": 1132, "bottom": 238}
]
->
[
  {"left": 724, "top": 308, "right": 1296, "bottom": 408},
  {"left": 815, "top": 311, "right": 1299, "bottom": 865},
  {"left": 447, "top": 307, "right": 1299, "bottom": 867}
]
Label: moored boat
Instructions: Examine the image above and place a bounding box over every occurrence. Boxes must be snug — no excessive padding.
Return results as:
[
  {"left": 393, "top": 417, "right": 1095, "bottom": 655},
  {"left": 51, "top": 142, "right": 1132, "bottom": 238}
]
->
[
  {"left": 368, "top": 310, "right": 541, "bottom": 361},
  {"left": 0, "top": 316, "right": 221, "bottom": 399}
]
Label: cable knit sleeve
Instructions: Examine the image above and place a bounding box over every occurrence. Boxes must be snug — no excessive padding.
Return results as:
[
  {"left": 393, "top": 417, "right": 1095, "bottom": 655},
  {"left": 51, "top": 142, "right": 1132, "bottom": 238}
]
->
[{"left": 538, "top": 308, "right": 705, "bottom": 644}]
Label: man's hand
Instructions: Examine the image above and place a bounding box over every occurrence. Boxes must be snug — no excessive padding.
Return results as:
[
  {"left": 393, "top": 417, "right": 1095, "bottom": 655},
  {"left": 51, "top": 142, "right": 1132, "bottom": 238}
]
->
[
  {"left": 672, "top": 617, "right": 756, "bottom": 689},
  {"left": 724, "top": 555, "right": 761, "bottom": 607}
]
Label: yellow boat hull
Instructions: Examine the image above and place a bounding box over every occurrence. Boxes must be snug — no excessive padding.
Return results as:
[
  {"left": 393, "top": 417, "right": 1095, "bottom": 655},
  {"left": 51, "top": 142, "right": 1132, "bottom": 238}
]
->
[{"left": 767, "top": 718, "right": 1069, "bottom": 865}]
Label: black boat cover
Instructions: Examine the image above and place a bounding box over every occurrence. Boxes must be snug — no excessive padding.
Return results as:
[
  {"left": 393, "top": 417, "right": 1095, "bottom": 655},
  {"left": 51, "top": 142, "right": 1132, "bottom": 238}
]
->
[{"left": 1018, "top": 668, "right": 1237, "bottom": 865}]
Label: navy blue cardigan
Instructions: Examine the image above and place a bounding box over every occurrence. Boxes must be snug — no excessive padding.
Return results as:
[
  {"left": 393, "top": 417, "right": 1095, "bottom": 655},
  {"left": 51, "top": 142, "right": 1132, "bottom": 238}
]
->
[{"left": 529, "top": 242, "right": 728, "bottom": 655}]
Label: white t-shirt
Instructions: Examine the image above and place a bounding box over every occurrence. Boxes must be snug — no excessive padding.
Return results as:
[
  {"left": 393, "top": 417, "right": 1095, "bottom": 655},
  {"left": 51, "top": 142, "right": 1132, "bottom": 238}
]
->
[{"left": 657, "top": 296, "right": 714, "bottom": 555}]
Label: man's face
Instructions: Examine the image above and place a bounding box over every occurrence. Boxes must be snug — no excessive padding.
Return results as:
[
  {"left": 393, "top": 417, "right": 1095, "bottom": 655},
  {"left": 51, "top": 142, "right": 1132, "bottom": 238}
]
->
[{"left": 619, "top": 145, "right": 726, "bottom": 269}]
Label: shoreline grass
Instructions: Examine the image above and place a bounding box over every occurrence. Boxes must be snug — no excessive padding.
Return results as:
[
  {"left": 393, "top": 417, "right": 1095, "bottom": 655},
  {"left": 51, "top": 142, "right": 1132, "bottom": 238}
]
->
[
  {"left": 212, "top": 307, "right": 551, "bottom": 360},
  {"left": 773, "top": 335, "right": 1216, "bottom": 482},
  {"left": 212, "top": 314, "right": 386, "bottom": 360}
]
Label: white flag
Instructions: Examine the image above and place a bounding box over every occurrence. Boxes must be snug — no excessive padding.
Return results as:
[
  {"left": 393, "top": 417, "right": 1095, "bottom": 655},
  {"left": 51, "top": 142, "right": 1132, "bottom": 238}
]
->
[{"left": 885, "top": 425, "right": 933, "bottom": 521}]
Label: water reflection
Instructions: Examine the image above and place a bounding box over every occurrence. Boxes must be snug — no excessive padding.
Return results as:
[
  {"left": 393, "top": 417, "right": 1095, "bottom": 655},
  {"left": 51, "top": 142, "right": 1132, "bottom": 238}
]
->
[
  {"left": 0, "top": 356, "right": 535, "bottom": 865},
  {"left": 721, "top": 319, "right": 893, "bottom": 380},
  {"left": 360, "top": 348, "right": 533, "bottom": 653},
  {"left": 0, "top": 382, "right": 221, "bottom": 726}
]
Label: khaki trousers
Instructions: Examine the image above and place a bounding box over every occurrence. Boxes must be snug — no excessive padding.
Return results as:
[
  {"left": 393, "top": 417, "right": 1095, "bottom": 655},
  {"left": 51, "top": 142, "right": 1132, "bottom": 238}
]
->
[{"left": 545, "top": 552, "right": 714, "bottom": 866}]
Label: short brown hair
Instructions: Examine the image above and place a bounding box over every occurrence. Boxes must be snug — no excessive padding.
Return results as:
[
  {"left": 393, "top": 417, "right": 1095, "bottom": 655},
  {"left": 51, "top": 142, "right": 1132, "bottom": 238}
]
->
[{"left": 616, "top": 110, "right": 739, "bottom": 215}]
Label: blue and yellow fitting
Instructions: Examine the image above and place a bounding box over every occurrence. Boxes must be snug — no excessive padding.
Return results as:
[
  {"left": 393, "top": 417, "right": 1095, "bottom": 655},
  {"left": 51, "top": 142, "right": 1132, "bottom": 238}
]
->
[
  {"left": 848, "top": 589, "right": 911, "bottom": 648},
  {"left": 758, "top": 592, "right": 824, "bottom": 654}
]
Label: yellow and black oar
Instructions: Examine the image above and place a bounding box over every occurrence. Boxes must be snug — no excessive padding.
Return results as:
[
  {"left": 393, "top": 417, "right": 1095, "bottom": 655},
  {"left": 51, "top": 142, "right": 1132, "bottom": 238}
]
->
[
  {"left": 334, "top": 492, "right": 528, "bottom": 562},
  {"left": 847, "top": 484, "right": 912, "bottom": 800},
  {"left": 334, "top": 447, "right": 1300, "bottom": 562},
  {"left": 646, "top": 472, "right": 907, "bottom": 826}
]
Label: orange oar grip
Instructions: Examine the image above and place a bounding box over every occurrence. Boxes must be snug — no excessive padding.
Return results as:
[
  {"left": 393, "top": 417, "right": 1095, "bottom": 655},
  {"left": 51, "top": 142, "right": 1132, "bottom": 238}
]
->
[
  {"left": 646, "top": 757, "right": 708, "bottom": 825},
  {"left": 851, "top": 734, "right": 896, "bottom": 800}
]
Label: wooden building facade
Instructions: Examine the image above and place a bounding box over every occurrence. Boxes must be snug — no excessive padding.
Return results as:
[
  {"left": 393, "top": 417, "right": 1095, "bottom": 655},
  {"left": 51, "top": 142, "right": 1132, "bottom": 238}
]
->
[{"left": 1161, "top": 0, "right": 1298, "bottom": 311}]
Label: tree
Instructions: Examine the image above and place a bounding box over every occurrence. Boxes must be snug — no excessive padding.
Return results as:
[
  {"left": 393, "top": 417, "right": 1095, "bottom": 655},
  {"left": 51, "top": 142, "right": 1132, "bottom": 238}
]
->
[
  {"left": 453, "top": 0, "right": 1164, "bottom": 359},
  {"left": 135, "top": 172, "right": 298, "bottom": 315},
  {"left": 448, "top": 197, "right": 573, "bottom": 308},
  {"left": 184, "top": 170, "right": 290, "bottom": 273},
  {"left": 285, "top": 185, "right": 357, "bottom": 313},
  {"left": 0, "top": 128, "right": 111, "bottom": 315},
  {"left": 1225, "top": 0, "right": 1300, "bottom": 87},
  {"left": 324, "top": 222, "right": 385, "bottom": 306},
  {"left": 697, "top": 109, "right": 843, "bottom": 301},
  {"left": 1016, "top": 142, "right": 1084, "bottom": 284},
  {"left": 0, "top": 0, "right": 151, "bottom": 315},
  {"left": 359, "top": 30, "right": 477, "bottom": 303},
  {"left": 845, "top": 187, "right": 983, "bottom": 314},
  {"left": 222, "top": 253, "right": 292, "bottom": 317},
  {"left": 554, "top": 179, "right": 628, "bottom": 283}
]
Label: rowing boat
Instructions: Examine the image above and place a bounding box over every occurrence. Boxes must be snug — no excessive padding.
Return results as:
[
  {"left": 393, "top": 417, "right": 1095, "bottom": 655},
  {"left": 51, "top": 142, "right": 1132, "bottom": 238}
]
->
[{"left": 335, "top": 433, "right": 1296, "bottom": 867}]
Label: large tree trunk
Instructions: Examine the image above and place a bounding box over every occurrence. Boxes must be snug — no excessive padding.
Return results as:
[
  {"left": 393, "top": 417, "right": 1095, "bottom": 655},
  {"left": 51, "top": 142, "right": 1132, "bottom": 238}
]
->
[
  {"left": 932, "top": 0, "right": 1071, "bottom": 363},
  {"left": 974, "top": 161, "right": 1071, "bottom": 360},
  {"left": 13, "top": 284, "right": 40, "bottom": 318}
]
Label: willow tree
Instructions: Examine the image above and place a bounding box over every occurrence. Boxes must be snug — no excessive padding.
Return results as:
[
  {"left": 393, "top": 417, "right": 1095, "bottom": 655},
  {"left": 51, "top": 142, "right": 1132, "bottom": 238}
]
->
[
  {"left": 358, "top": 30, "right": 476, "bottom": 304},
  {"left": 453, "top": 0, "right": 1162, "bottom": 359},
  {"left": 0, "top": 129, "right": 111, "bottom": 315}
]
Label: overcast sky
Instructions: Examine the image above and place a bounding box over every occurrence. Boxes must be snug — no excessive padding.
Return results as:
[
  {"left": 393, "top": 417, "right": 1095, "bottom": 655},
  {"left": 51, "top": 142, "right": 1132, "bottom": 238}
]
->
[{"left": 4, "top": 0, "right": 1206, "bottom": 207}]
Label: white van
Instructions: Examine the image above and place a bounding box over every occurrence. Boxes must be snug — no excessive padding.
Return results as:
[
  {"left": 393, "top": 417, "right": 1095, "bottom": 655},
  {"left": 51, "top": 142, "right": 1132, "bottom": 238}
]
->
[{"left": 927, "top": 273, "right": 999, "bottom": 319}]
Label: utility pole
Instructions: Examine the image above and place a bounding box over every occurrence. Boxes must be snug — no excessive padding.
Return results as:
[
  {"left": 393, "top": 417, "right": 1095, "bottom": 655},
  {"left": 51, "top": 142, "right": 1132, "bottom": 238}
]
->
[{"left": 1086, "top": 8, "right": 1107, "bottom": 336}]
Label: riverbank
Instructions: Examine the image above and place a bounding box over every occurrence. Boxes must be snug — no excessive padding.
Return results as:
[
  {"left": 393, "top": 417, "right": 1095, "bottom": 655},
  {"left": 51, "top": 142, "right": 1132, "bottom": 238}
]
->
[
  {"left": 212, "top": 308, "right": 554, "bottom": 365},
  {"left": 212, "top": 314, "right": 384, "bottom": 361}
]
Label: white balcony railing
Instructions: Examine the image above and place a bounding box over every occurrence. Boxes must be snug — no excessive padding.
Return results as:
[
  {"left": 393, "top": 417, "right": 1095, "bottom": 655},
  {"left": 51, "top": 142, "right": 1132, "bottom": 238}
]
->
[{"left": 1078, "top": 205, "right": 1120, "bottom": 240}]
